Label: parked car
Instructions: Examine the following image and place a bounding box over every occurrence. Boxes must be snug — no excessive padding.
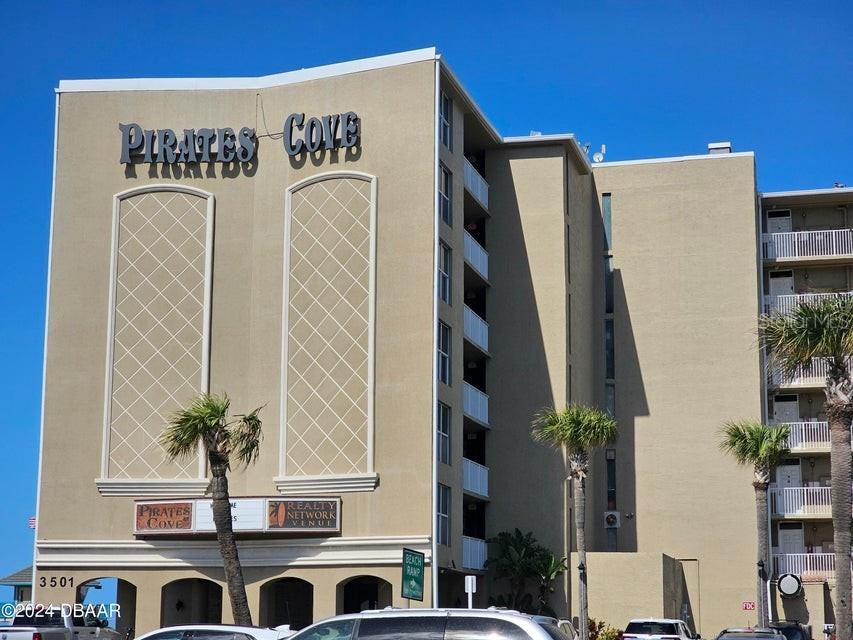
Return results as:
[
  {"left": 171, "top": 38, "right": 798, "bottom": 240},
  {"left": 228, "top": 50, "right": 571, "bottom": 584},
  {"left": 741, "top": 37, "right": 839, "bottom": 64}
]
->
[
  {"left": 134, "top": 625, "right": 295, "bottom": 640},
  {"left": 2, "top": 607, "right": 123, "bottom": 640},
  {"left": 284, "top": 608, "right": 574, "bottom": 640},
  {"left": 769, "top": 621, "right": 811, "bottom": 640},
  {"left": 623, "top": 618, "right": 698, "bottom": 640},
  {"left": 715, "top": 629, "right": 784, "bottom": 640}
]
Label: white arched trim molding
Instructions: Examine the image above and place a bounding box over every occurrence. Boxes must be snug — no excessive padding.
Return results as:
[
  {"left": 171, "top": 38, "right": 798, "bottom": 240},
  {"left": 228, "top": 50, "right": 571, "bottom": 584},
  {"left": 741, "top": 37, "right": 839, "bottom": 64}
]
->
[
  {"left": 96, "top": 184, "right": 214, "bottom": 497},
  {"left": 275, "top": 171, "right": 378, "bottom": 495}
]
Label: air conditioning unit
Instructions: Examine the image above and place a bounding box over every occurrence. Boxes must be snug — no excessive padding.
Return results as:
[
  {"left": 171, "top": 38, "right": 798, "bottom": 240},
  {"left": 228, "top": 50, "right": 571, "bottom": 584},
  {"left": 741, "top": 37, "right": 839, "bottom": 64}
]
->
[{"left": 604, "top": 511, "right": 620, "bottom": 529}]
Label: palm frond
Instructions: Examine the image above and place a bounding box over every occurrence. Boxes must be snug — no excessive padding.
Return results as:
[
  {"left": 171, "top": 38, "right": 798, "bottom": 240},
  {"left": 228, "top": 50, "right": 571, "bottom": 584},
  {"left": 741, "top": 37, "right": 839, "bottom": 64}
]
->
[
  {"left": 161, "top": 393, "right": 230, "bottom": 460},
  {"left": 230, "top": 405, "right": 265, "bottom": 468},
  {"left": 720, "top": 419, "right": 790, "bottom": 468},
  {"left": 531, "top": 404, "right": 617, "bottom": 454},
  {"left": 760, "top": 297, "right": 853, "bottom": 375}
]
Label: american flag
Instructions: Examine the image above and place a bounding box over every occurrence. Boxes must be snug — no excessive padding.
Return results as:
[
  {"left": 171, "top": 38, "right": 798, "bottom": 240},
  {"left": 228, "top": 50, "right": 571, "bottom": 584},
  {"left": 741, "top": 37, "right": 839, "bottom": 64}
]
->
[{"left": 28, "top": 516, "right": 36, "bottom": 529}]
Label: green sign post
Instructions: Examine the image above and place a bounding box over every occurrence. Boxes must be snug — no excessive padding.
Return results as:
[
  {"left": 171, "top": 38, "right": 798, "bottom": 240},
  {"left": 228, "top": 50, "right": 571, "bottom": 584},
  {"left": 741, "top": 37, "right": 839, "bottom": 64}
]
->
[{"left": 401, "top": 547, "right": 425, "bottom": 602}]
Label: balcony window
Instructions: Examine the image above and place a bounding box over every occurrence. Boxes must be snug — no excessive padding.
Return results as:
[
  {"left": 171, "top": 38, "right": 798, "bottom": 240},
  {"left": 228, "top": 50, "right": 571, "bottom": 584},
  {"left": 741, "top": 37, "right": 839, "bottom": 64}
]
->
[
  {"left": 438, "top": 322, "right": 452, "bottom": 385},
  {"left": 437, "top": 402, "right": 451, "bottom": 464},
  {"left": 440, "top": 165, "right": 452, "bottom": 226},
  {"left": 437, "top": 483, "right": 451, "bottom": 545},
  {"left": 438, "top": 242, "right": 452, "bottom": 305},
  {"left": 605, "top": 319, "right": 615, "bottom": 379},
  {"left": 602, "top": 193, "right": 613, "bottom": 252}
]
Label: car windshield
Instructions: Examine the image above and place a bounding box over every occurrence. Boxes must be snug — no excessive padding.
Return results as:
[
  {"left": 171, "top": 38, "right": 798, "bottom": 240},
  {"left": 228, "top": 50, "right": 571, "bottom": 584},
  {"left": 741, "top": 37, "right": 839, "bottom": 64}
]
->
[
  {"left": 12, "top": 611, "right": 65, "bottom": 627},
  {"left": 773, "top": 629, "right": 805, "bottom": 640},
  {"left": 719, "top": 634, "right": 778, "bottom": 640},
  {"left": 539, "top": 623, "right": 572, "bottom": 640},
  {"left": 626, "top": 623, "right": 678, "bottom": 636}
]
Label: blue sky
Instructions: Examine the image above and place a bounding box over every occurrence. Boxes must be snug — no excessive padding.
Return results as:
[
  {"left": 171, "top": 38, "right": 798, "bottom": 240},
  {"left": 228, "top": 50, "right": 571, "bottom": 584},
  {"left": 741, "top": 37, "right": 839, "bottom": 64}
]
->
[{"left": 0, "top": 0, "right": 851, "bottom": 593}]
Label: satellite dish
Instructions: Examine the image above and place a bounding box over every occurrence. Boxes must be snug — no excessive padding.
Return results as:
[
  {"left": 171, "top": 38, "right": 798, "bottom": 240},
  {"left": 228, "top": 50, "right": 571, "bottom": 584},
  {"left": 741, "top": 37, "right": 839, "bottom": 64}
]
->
[
  {"left": 778, "top": 572, "right": 802, "bottom": 597},
  {"left": 593, "top": 152, "right": 604, "bottom": 163}
]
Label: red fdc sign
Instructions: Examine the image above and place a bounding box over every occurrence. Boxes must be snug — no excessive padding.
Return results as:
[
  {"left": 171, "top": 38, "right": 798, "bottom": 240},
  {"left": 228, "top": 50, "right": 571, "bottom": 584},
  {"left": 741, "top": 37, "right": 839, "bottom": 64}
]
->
[{"left": 742, "top": 601, "right": 756, "bottom": 611}]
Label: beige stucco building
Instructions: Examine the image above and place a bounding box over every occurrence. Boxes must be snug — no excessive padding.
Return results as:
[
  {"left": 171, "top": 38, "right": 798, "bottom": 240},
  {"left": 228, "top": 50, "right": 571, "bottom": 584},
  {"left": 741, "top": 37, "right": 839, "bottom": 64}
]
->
[{"left": 33, "top": 47, "right": 852, "bottom": 636}]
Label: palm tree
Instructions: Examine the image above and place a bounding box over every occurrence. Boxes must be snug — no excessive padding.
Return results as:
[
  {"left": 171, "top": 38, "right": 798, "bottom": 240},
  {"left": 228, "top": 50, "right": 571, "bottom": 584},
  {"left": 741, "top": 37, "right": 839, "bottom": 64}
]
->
[
  {"left": 532, "top": 404, "right": 618, "bottom": 640},
  {"left": 760, "top": 298, "right": 853, "bottom": 640},
  {"left": 160, "top": 393, "right": 264, "bottom": 627},
  {"left": 720, "top": 420, "right": 790, "bottom": 627}
]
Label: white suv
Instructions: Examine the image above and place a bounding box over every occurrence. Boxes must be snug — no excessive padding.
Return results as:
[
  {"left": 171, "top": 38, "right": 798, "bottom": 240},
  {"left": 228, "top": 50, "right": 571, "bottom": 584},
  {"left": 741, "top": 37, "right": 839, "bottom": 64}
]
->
[
  {"left": 286, "top": 608, "right": 574, "bottom": 640},
  {"left": 624, "top": 619, "right": 698, "bottom": 640}
]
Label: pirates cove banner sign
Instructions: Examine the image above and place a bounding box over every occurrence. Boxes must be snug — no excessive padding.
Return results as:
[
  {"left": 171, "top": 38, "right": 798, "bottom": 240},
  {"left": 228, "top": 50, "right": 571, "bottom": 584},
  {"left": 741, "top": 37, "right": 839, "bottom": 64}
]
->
[{"left": 119, "top": 112, "right": 360, "bottom": 164}]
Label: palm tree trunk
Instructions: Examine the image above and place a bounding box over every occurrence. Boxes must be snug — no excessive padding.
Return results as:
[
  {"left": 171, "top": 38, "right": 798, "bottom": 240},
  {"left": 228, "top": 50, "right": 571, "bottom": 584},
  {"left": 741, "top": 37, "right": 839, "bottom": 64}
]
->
[
  {"left": 574, "top": 474, "right": 589, "bottom": 640},
  {"left": 828, "top": 403, "right": 852, "bottom": 640},
  {"left": 753, "top": 482, "right": 770, "bottom": 627},
  {"left": 209, "top": 456, "right": 253, "bottom": 626}
]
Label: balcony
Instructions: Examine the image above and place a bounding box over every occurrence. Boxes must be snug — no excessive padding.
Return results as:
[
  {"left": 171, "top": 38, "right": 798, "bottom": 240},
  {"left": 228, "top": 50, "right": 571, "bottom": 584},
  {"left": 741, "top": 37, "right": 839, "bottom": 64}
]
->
[
  {"left": 769, "top": 358, "right": 853, "bottom": 389},
  {"left": 464, "top": 158, "right": 489, "bottom": 212},
  {"left": 763, "top": 229, "right": 853, "bottom": 263},
  {"left": 464, "top": 231, "right": 489, "bottom": 281},
  {"left": 462, "top": 535, "right": 487, "bottom": 571},
  {"left": 767, "top": 291, "right": 853, "bottom": 315},
  {"left": 772, "top": 553, "right": 836, "bottom": 581},
  {"left": 463, "top": 382, "right": 489, "bottom": 426},
  {"left": 463, "top": 458, "right": 489, "bottom": 498},
  {"left": 770, "top": 486, "right": 831, "bottom": 518},
  {"left": 463, "top": 306, "right": 489, "bottom": 353},
  {"left": 783, "top": 422, "right": 831, "bottom": 451}
]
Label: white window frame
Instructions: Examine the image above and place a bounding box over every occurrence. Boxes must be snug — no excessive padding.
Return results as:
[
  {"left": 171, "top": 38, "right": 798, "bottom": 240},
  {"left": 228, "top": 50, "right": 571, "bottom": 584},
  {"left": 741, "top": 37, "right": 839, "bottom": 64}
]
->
[
  {"left": 438, "top": 241, "right": 452, "bottom": 305},
  {"left": 437, "top": 402, "right": 451, "bottom": 465},
  {"left": 439, "top": 165, "right": 452, "bottom": 226},
  {"left": 440, "top": 92, "right": 453, "bottom": 150},
  {"left": 438, "top": 321, "right": 452, "bottom": 385},
  {"left": 437, "top": 483, "right": 451, "bottom": 545}
]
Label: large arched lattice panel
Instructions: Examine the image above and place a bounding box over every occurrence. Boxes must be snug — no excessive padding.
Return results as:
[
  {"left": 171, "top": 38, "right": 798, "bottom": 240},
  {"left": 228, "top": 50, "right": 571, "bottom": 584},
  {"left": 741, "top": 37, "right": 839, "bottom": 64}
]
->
[
  {"left": 277, "top": 172, "right": 377, "bottom": 493},
  {"left": 97, "top": 185, "right": 212, "bottom": 496}
]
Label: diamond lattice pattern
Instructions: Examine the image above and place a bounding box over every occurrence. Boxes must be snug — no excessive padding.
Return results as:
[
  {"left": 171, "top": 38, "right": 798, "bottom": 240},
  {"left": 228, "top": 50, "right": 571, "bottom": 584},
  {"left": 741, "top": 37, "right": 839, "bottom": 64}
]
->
[
  {"left": 107, "top": 191, "right": 208, "bottom": 479},
  {"left": 286, "top": 178, "right": 372, "bottom": 476}
]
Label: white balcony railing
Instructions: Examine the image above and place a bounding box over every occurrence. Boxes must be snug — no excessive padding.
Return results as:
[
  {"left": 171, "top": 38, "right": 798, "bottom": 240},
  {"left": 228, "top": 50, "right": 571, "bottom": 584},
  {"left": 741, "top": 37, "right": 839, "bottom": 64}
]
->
[
  {"left": 462, "top": 535, "right": 488, "bottom": 570},
  {"left": 463, "top": 382, "right": 489, "bottom": 426},
  {"left": 769, "top": 486, "right": 832, "bottom": 517},
  {"left": 763, "top": 229, "right": 853, "bottom": 261},
  {"left": 772, "top": 553, "right": 836, "bottom": 581},
  {"left": 464, "top": 158, "right": 489, "bottom": 211},
  {"left": 769, "top": 291, "right": 853, "bottom": 315},
  {"left": 783, "top": 422, "right": 831, "bottom": 450},
  {"left": 769, "top": 358, "right": 853, "bottom": 388},
  {"left": 463, "top": 458, "right": 489, "bottom": 498},
  {"left": 464, "top": 231, "right": 489, "bottom": 280},
  {"left": 463, "top": 306, "right": 489, "bottom": 353}
]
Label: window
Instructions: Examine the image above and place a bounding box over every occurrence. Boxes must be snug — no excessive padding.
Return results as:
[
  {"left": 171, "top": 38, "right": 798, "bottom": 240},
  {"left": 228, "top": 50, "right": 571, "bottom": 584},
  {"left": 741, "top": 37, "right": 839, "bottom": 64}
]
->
[
  {"left": 606, "top": 449, "right": 617, "bottom": 509},
  {"left": 605, "top": 319, "right": 615, "bottom": 379},
  {"left": 605, "top": 383, "right": 615, "bottom": 418},
  {"left": 437, "top": 483, "right": 451, "bottom": 545},
  {"left": 439, "top": 242, "right": 452, "bottom": 304},
  {"left": 602, "top": 193, "right": 612, "bottom": 252},
  {"left": 445, "top": 617, "right": 533, "bottom": 640},
  {"left": 291, "top": 619, "right": 355, "bottom": 640},
  {"left": 625, "top": 623, "right": 678, "bottom": 636},
  {"left": 440, "top": 165, "right": 453, "bottom": 226},
  {"left": 604, "top": 257, "right": 614, "bottom": 314},
  {"left": 440, "top": 92, "right": 453, "bottom": 150},
  {"left": 359, "top": 616, "right": 446, "bottom": 640},
  {"left": 438, "top": 322, "right": 452, "bottom": 385},
  {"left": 438, "top": 402, "right": 451, "bottom": 464}
]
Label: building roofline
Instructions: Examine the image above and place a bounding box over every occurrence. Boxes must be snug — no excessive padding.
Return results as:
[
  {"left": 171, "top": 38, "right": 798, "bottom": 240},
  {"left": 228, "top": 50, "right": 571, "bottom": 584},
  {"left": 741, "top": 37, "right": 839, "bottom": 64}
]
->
[
  {"left": 57, "top": 47, "right": 439, "bottom": 93},
  {"left": 592, "top": 151, "right": 755, "bottom": 168},
  {"left": 761, "top": 186, "right": 853, "bottom": 199}
]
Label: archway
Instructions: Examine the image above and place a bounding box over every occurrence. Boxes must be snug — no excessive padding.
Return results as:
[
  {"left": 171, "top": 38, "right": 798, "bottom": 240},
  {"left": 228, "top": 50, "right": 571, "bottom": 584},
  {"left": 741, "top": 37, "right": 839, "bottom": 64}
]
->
[
  {"left": 160, "top": 578, "right": 222, "bottom": 627},
  {"left": 75, "top": 577, "right": 137, "bottom": 636},
  {"left": 336, "top": 576, "right": 392, "bottom": 614},
  {"left": 259, "top": 577, "right": 313, "bottom": 630}
]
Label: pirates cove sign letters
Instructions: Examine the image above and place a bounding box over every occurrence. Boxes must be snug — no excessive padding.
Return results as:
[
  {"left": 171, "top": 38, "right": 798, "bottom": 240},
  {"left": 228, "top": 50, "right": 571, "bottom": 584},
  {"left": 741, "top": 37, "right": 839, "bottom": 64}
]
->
[{"left": 119, "top": 111, "right": 360, "bottom": 164}]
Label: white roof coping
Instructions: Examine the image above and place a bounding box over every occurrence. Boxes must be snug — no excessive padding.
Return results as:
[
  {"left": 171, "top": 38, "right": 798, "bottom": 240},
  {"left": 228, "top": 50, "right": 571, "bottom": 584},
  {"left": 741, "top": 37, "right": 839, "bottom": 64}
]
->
[
  {"left": 593, "top": 151, "right": 754, "bottom": 168},
  {"left": 761, "top": 187, "right": 853, "bottom": 199},
  {"left": 707, "top": 141, "right": 732, "bottom": 150},
  {"left": 58, "top": 47, "right": 439, "bottom": 93}
]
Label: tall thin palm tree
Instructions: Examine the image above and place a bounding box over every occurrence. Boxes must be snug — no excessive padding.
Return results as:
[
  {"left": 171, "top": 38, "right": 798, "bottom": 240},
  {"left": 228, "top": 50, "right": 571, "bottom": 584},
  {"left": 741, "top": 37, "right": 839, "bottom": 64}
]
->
[
  {"left": 720, "top": 420, "right": 790, "bottom": 627},
  {"left": 161, "top": 393, "right": 264, "bottom": 627},
  {"left": 760, "top": 297, "right": 853, "bottom": 640},
  {"left": 532, "top": 404, "right": 618, "bottom": 640}
]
